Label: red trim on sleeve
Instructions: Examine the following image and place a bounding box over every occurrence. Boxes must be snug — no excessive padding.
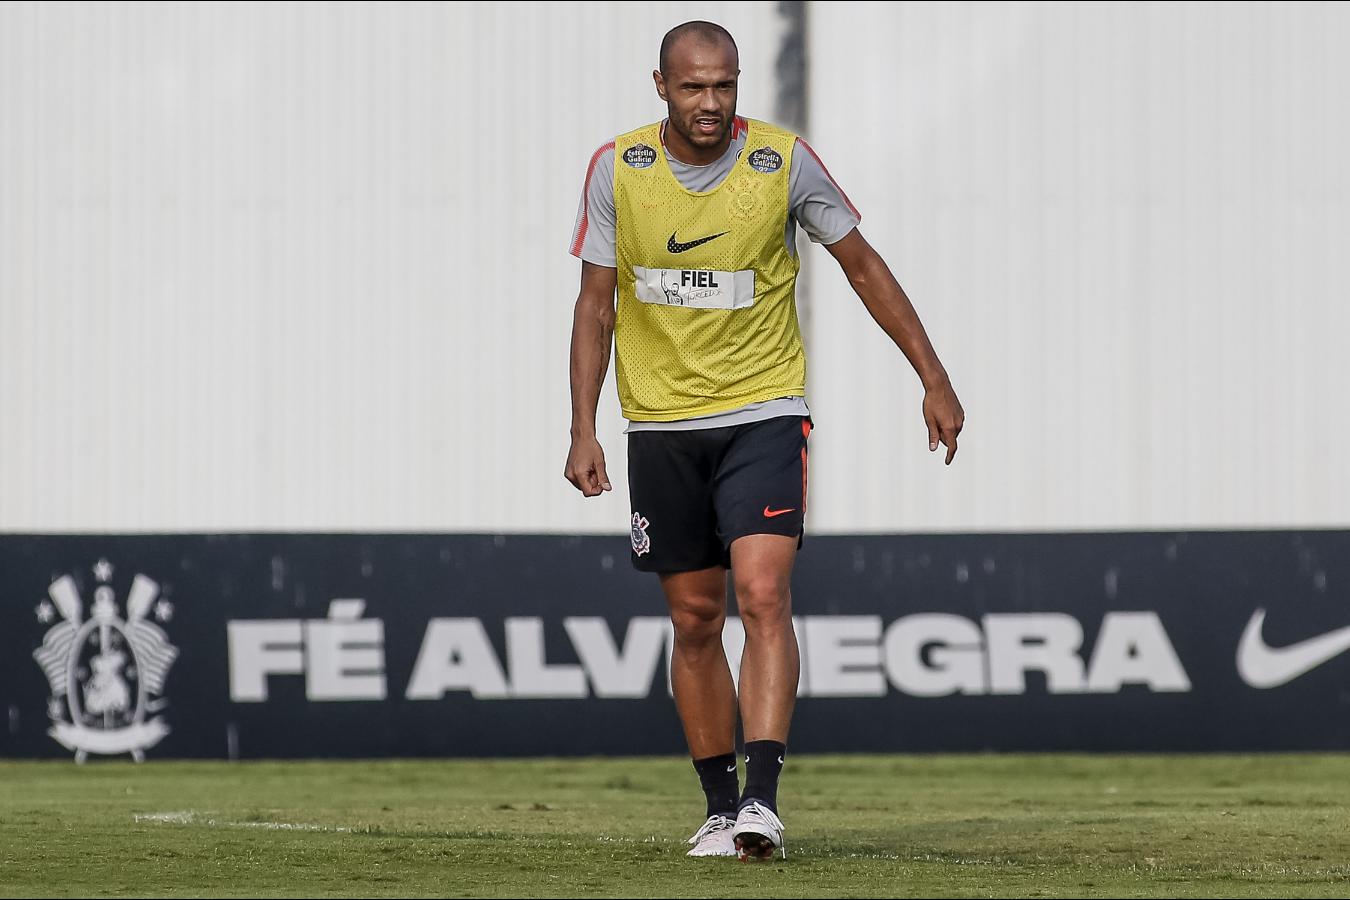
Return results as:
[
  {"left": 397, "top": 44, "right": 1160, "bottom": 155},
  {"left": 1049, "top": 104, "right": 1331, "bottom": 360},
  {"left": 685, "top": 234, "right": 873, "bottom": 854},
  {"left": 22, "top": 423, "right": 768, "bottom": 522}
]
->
[
  {"left": 570, "top": 141, "right": 616, "bottom": 258},
  {"left": 796, "top": 138, "right": 860, "bottom": 220}
]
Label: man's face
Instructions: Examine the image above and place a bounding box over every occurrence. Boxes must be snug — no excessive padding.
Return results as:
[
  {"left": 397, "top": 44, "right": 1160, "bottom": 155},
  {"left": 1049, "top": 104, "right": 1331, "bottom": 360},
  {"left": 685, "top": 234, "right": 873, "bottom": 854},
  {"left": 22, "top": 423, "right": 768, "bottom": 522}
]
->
[{"left": 654, "top": 38, "right": 739, "bottom": 153}]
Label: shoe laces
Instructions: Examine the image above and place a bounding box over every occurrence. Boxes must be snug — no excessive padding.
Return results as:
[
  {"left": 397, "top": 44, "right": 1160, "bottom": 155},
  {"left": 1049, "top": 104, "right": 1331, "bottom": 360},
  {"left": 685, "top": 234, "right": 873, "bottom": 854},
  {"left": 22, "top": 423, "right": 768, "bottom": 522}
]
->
[
  {"left": 687, "top": 814, "right": 733, "bottom": 845},
  {"left": 738, "top": 800, "right": 785, "bottom": 834}
]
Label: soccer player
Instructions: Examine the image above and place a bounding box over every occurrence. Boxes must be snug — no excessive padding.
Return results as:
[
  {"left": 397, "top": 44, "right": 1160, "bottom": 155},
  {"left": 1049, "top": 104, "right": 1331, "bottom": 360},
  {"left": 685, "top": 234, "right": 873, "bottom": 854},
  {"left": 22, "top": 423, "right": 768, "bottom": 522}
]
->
[{"left": 565, "top": 20, "right": 964, "bottom": 860}]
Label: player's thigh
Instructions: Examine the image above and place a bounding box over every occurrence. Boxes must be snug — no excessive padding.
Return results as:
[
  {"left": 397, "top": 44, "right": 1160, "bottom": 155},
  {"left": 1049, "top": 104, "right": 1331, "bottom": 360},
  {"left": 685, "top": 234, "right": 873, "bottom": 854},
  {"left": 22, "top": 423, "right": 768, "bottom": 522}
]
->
[
  {"left": 713, "top": 415, "right": 811, "bottom": 548},
  {"left": 627, "top": 429, "right": 723, "bottom": 573}
]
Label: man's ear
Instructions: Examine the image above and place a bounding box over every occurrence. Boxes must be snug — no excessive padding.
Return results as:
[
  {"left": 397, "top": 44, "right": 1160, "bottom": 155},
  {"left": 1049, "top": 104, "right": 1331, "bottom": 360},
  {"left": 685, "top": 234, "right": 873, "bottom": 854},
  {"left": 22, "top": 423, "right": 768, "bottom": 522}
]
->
[{"left": 652, "top": 69, "right": 668, "bottom": 102}]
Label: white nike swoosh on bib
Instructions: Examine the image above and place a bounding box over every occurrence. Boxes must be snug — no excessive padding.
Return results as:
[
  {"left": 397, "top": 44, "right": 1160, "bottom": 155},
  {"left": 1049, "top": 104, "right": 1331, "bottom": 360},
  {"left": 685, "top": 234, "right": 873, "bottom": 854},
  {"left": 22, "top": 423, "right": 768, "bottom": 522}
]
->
[{"left": 1236, "top": 609, "right": 1350, "bottom": 688}]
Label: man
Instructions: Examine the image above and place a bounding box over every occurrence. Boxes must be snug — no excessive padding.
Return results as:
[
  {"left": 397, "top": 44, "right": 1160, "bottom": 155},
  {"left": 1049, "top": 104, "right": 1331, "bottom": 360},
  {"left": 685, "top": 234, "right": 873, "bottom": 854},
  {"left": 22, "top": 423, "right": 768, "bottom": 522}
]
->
[{"left": 564, "top": 21, "right": 964, "bottom": 861}]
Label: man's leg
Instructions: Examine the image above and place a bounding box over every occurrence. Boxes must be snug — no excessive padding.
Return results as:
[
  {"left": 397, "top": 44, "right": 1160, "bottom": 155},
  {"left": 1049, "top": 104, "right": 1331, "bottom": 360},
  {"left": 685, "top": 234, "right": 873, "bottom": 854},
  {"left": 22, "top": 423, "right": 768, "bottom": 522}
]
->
[
  {"left": 711, "top": 416, "right": 810, "bottom": 859},
  {"left": 661, "top": 565, "right": 741, "bottom": 856},
  {"left": 729, "top": 534, "right": 799, "bottom": 747},
  {"left": 627, "top": 428, "right": 740, "bottom": 856},
  {"left": 726, "top": 533, "right": 798, "bottom": 859},
  {"left": 661, "top": 565, "right": 738, "bottom": 761}
]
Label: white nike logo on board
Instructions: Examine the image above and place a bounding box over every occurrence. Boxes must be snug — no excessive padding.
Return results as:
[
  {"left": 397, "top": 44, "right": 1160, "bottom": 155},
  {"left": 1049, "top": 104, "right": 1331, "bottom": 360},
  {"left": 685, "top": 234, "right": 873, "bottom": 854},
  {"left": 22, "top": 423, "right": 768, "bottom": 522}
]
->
[{"left": 1236, "top": 609, "right": 1350, "bottom": 688}]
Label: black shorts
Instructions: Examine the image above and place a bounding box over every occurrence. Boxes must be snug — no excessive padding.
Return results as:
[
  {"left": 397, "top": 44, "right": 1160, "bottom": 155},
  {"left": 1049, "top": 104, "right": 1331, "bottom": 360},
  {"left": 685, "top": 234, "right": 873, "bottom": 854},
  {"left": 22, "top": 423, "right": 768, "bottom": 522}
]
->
[{"left": 627, "top": 415, "right": 812, "bottom": 574}]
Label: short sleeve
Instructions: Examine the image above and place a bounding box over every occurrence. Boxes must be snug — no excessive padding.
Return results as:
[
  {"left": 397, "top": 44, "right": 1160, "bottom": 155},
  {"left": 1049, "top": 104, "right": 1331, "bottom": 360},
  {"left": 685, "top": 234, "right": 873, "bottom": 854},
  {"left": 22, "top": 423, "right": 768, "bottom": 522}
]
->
[
  {"left": 569, "top": 142, "right": 618, "bottom": 267},
  {"left": 789, "top": 138, "right": 861, "bottom": 246}
]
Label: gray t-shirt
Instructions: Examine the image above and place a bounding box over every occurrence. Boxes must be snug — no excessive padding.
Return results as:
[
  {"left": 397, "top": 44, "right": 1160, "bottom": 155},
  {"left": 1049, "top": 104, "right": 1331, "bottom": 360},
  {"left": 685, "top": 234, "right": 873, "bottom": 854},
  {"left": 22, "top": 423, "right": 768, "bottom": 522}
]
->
[{"left": 570, "top": 117, "right": 860, "bottom": 431}]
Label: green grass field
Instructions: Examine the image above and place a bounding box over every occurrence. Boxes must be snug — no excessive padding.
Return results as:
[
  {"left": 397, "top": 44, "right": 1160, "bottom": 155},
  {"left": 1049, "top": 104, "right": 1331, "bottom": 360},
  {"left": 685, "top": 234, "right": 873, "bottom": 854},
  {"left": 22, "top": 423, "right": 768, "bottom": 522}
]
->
[{"left": 2, "top": 754, "right": 1348, "bottom": 898}]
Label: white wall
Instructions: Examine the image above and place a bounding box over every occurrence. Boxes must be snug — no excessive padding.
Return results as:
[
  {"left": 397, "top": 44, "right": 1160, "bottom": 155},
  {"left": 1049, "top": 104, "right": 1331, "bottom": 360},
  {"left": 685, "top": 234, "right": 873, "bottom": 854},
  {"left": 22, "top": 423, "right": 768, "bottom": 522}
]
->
[
  {"left": 805, "top": 0, "right": 1350, "bottom": 531},
  {"left": 0, "top": 0, "right": 783, "bottom": 531},
  {"left": 1, "top": 1, "right": 1345, "bottom": 533}
]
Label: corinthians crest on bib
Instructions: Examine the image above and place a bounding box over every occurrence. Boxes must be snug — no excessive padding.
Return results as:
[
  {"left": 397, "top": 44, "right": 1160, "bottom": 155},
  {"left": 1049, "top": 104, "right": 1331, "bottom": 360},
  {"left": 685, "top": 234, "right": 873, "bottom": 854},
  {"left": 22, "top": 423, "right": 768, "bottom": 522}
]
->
[{"left": 32, "top": 559, "right": 179, "bottom": 763}]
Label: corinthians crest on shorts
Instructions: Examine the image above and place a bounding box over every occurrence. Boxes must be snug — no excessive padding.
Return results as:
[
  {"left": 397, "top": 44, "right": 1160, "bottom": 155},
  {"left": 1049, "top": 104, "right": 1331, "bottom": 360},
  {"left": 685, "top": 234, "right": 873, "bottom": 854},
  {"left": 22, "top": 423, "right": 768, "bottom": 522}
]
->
[
  {"left": 631, "top": 512, "right": 652, "bottom": 556},
  {"left": 32, "top": 559, "right": 179, "bottom": 763}
]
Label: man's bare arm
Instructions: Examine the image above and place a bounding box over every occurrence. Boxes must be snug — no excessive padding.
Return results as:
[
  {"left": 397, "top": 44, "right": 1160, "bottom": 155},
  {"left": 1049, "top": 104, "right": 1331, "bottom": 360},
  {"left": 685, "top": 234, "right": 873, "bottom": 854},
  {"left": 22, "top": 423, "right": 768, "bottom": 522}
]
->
[
  {"left": 825, "top": 228, "right": 966, "bottom": 464},
  {"left": 564, "top": 261, "right": 619, "bottom": 495}
]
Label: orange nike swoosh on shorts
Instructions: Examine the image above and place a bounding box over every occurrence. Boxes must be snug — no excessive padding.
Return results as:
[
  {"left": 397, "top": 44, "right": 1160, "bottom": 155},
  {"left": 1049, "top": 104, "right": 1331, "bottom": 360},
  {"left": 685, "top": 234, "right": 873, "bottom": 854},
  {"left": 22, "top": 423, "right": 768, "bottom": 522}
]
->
[{"left": 763, "top": 506, "right": 796, "bottom": 518}]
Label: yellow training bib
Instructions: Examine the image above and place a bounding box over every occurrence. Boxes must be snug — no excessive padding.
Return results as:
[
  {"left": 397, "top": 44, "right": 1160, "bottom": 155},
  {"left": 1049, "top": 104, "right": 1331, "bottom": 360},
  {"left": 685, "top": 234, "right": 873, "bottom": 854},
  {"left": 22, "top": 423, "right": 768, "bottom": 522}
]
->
[{"left": 613, "top": 119, "right": 805, "bottom": 421}]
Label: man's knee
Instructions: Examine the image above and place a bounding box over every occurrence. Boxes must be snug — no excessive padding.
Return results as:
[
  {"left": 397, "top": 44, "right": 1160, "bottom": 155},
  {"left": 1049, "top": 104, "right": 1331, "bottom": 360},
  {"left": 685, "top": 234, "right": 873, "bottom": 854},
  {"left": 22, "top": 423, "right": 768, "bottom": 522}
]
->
[
  {"left": 734, "top": 571, "right": 792, "bottom": 628},
  {"left": 669, "top": 592, "right": 726, "bottom": 647}
]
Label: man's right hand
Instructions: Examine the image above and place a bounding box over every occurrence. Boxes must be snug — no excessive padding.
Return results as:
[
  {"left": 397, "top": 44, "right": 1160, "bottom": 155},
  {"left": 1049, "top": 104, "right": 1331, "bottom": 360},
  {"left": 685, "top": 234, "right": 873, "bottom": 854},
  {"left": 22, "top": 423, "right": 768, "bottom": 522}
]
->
[{"left": 564, "top": 436, "right": 612, "bottom": 497}]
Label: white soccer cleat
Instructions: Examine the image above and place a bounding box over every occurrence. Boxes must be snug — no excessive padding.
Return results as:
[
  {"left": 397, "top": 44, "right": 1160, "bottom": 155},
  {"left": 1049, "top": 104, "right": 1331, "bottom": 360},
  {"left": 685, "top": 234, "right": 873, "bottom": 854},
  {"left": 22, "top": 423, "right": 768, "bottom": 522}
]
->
[
  {"left": 732, "top": 800, "right": 785, "bottom": 860},
  {"left": 685, "top": 813, "right": 737, "bottom": 857}
]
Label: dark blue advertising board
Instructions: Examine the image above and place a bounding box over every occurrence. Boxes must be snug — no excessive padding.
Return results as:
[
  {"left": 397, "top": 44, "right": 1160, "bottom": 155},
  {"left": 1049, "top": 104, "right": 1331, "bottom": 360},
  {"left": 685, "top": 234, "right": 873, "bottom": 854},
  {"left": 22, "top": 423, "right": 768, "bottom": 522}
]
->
[{"left": 3, "top": 531, "right": 1347, "bottom": 760}]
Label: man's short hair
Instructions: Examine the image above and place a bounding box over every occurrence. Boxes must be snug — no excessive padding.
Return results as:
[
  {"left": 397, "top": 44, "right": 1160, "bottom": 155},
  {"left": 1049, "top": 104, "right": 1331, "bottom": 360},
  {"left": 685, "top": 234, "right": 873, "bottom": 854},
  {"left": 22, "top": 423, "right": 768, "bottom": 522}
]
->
[{"left": 659, "top": 21, "right": 738, "bottom": 74}]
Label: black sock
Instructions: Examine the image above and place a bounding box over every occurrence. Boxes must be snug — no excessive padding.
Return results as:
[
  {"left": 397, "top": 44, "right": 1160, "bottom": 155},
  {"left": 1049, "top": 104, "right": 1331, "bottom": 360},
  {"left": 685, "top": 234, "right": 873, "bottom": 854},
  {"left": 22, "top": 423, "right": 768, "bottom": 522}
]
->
[
  {"left": 692, "top": 752, "right": 740, "bottom": 819},
  {"left": 740, "top": 740, "right": 786, "bottom": 813}
]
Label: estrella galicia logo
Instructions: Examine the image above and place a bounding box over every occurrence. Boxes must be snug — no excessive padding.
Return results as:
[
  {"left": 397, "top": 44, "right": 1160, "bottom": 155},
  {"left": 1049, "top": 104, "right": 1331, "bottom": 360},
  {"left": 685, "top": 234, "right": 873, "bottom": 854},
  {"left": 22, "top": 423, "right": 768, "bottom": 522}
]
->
[
  {"left": 748, "top": 147, "right": 783, "bottom": 173},
  {"left": 32, "top": 559, "right": 179, "bottom": 763},
  {"left": 623, "top": 144, "right": 657, "bottom": 169}
]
